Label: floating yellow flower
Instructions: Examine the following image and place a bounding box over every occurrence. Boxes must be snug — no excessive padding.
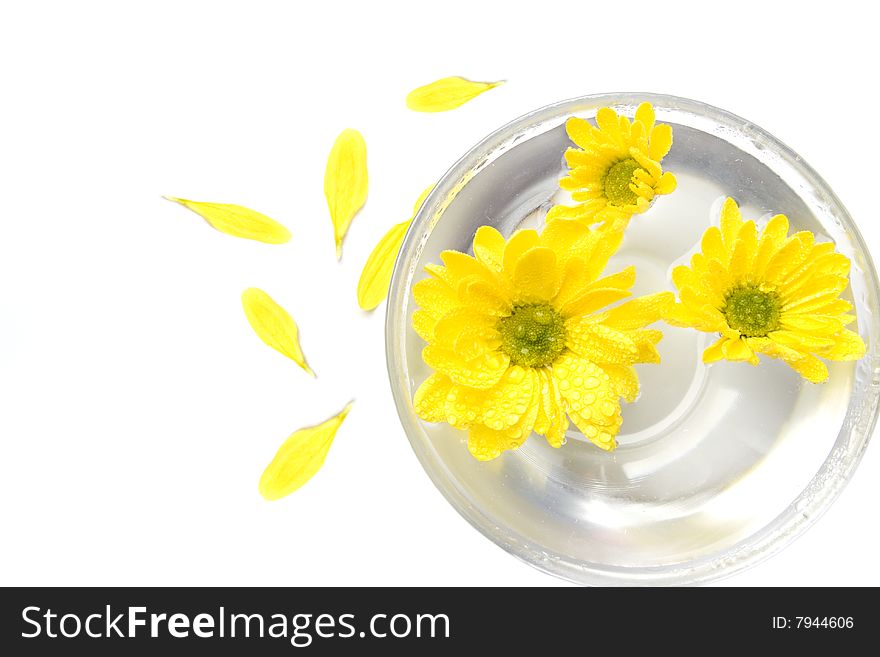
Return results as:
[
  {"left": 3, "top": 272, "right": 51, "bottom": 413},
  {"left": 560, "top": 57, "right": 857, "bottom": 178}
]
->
[
  {"left": 412, "top": 220, "right": 673, "bottom": 460},
  {"left": 547, "top": 102, "right": 677, "bottom": 229},
  {"left": 664, "top": 198, "right": 866, "bottom": 383}
]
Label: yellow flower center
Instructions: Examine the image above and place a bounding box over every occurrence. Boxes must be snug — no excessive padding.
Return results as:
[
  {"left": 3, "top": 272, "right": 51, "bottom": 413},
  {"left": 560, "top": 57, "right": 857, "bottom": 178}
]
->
[
  {"left": 497, "top": 304, "right": 567, "bottom": 368},
  {"left": 722, "top": 284, "right": 781, "bottom": 337},
  {"left": 603, "top": 158, "right": 641, "bottom": 206}
]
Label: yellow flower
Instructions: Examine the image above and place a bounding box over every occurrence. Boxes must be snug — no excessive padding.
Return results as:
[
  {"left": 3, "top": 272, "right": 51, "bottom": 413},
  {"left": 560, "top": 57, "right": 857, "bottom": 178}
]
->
[
  {"left": 547, "top": 102, "right": 677, "bottom": 229},
  {"left": 412, "top": 220, "right": 673, "bottom": 460},
  {"left": 664, "top": 198, "right": 866, "bottom": 383}
]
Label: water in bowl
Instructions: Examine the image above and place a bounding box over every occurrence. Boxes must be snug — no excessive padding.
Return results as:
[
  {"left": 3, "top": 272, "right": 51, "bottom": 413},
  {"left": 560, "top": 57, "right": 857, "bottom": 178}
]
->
[{"left": 398, "top": 102, "right": 872, "bottom": 578}]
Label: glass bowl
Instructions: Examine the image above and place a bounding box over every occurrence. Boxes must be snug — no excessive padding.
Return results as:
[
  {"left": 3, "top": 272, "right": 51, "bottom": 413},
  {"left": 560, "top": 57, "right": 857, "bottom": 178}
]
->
[{"left": 385, "top": 93, "right": 880, "bottom": 585}]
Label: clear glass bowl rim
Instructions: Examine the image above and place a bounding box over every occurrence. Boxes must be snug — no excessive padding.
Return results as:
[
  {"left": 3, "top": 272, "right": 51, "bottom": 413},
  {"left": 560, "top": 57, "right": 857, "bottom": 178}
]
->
[{"left": 385, "top": 92, "right": 880, "bottom": 585}]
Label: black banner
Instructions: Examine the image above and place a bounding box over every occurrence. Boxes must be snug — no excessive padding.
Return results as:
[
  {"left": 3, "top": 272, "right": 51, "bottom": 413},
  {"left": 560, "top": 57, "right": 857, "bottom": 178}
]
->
[{"left": 0, "top": 587, "right": 869, "bottom": 654}]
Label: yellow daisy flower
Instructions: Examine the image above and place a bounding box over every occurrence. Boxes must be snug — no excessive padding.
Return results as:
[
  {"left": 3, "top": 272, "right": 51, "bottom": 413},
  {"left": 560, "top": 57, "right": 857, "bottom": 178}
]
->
[
  {"left": 547, "top": 102, "right": 677, "bottom": 229},
  {"left": 664, "top": 197, "right": 866, "bottom": 383},
  {"left": 412, "top": 220, "right": 673, "bottom": 460}
]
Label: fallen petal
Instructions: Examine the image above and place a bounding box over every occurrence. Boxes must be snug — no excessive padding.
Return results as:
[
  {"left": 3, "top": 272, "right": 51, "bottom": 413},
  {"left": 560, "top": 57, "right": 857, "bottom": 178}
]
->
[
  {"left": 324, "top": 129, "right": 368, "bottom": 259},
  {"left": 406, "top": 76, "right": 502, "bottom": 112},
  {"left": 357, "top": 185, "right": 434, "bottom": 311},
  {"left": 241, "top": 288, "right": 314, "bottom": 376},
  {"left": 259, "top": 402, "right": 354, "bottom": 500},
  {"left": 164, "top": 196, "right": 290, "bottom": 244}
]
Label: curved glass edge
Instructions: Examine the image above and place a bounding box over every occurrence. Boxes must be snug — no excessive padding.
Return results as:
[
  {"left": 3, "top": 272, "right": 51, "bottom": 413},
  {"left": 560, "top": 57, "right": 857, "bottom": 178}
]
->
[{"left": 385, "top": 92, "right": 880, "bottom": 586}]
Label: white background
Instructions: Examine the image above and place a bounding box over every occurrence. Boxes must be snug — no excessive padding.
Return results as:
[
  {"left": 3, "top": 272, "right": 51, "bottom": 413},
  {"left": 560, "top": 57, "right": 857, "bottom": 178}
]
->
[{"left": 0, "top": 0, "right": 877, "bottom": 587}]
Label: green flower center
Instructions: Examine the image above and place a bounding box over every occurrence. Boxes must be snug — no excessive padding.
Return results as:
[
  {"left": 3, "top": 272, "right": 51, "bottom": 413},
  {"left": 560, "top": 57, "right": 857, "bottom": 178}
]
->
[
  {"left": 722, "top": 284, "right": 781, "bottom": 337},
  {"left": 603, "top": 158, "right": 641, "bottom": 206},
  {"left": 497, "top": 304, "right": 567, "bottom": 368}
]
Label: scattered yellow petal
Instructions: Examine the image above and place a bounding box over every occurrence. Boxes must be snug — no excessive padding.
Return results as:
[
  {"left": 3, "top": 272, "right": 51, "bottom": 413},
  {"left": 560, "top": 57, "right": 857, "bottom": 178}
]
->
[
  {"left": 164, "top": 196, "right": 290, "bottom": 244},
  {"left": 406, "top": 76, "right": 503, "bottom": 112},
  {"left": 259, "top": 403, "right": 353, "bottom": 500},
  {"left": 241, "top": 288, "right": 315, "bottom": 376},
  {"left": 357, "top": 186, "right": 434, "bottom": 311},
  {"left": 357, "top": 221, "right": 409, "bottom": 311},
  {"left": 324, "top": 129, "right": 368, "bottom": 258}
]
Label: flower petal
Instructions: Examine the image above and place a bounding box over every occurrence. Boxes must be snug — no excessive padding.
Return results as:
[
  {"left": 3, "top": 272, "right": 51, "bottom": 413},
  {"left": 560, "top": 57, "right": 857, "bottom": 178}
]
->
[
  {"left": 566, "top": 318, "right": 639, "bottom": 364},
  {"left": 413, "top": 373, "right": 455, "bottom": 423},
  {"left": 719, "top": 197, "right": 744, "bottom": 248},
  {"left": 473, "top": 225, "right": 506, "bottom": 272},
  {"left": 259, "top": 403, "right": 353, "bottom": 500},
  {"left": 602, "top": 291, "right": 674, "bottom": 330},
  {"left": 512, "top": 246, "right": 561, "bottom": 302},
  {"left": 413, "top": 276, "right": 458, "bottom": 317},
  {"left": 466, "top": 369, "right": 539, "bottom": 460},
  {"left": 502, "top": 229, "right": 541, "bottom": 275},
  {"left": 406, "top": 76, "right": 502, "bottom": 112},
  {"left": 753, "top": 214, "right": 790, "bottom": 275},
  {"left": 324, "top": 128, "right": 368, "bottom": 258},
  {"left": 534, "top": 369, "right": 569, "bottom": 447},
  {"left": 241, "top": 288, "right": 314, "bottom": 376},
  {"left": 702, "top": 336, "right": 728, "bottom": 363},
  {"left": 357, "top": 220, "right": 409, "bottom": 311},
  {"left": 759, "top": 339, "right": 829, "bottom": 383},
  {"left": 552, "top": 353, "right": 622, "bottom": 450},
  {"left": 600, "top": 363, "right": 640, "bottom": 403},
  {"left": 721, "top": 336, "right": 757, "bottom": 363},
  {"left": 635, "top": 102, "right": 655, "bottom": 132},
  {"left": 422, "top": 344, "right": 509, "bottom": 389},
  {"left": 815, "top": 329, "right": 866, "bottom": 361},
  {"left": 648, "top": 123, "right": 673, "bottom": 161},
  {"left": 164, "top": 196, "right": 290, "bottom": 244}
]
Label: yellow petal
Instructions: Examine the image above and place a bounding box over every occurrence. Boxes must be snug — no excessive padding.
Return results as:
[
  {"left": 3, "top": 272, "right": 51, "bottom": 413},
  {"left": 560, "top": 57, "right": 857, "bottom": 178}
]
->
[
  {"left": 602, "top": 291, "right": 674, "bottom": 330},
  {"left": 635, "top": 102, "right": 656, "bottom": 132},
  {"left": 422, "top": 344, "right": 509, "bottom": 389},
  {"left": 357, "top": 220, "right": 409, "bottom": 311},
  {"left": 325, "top": 128, "right": 368, "bottom": 258},
  {"left": 600, "top": 363, "right": 640, "bottom": 403},
  {"left": 362, "top": 185, "right": 437, "bottom": 311},
  {"left": 502, "top": 229, "right": 541, "bottom": 275},
  {"left": 700, "top": 226, "right": 728, "bottom": 264},
  {"left": 566, "top": 318, "right": 639, "bottom": 364},
  {"left": 721, "top": 336, "right": 756, "bottom": 362},
  {"left": 414, "top": 373, "right": 455, "bottom": 423},
  {"left": 719, "top": 197, "right": 744, "bottom": 247},
  {"left": 164, "top": 196, "right": 290, "bottom": 244},
  {"left": 815, "top": 329, "right": 866, "bottom": 361},
  {"left": 648, "top": 123, "right": 673, "bottom": 161},
  {"left": 552, "top": 353, "right": 621, "bottom": 450},
  {"left": 473, "top": 225, "right": 506, "bottom": 272},
  {"left": 406, "top": 76, "right": 503, "bottom": 112},
  {"left": 702, "top": 336, "right": 728, "bottom": 363},
  {"left": 512, "top": 246, "right": 560, "bottom": 302},
  {"left": 241, "top": 288, "right": 314, "bottom": 376},
  {"left": 259, "top": 403, "right": 353, "bottom": 500}
]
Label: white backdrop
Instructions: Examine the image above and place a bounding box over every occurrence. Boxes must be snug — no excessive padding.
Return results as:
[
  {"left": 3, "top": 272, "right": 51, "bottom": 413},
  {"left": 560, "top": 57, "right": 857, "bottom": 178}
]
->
[{"left": 0, "top": 0, "right": 876, "bottom": 586}]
